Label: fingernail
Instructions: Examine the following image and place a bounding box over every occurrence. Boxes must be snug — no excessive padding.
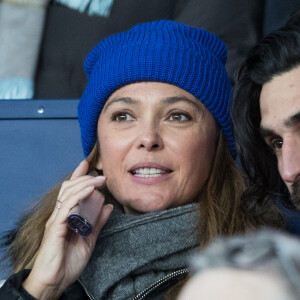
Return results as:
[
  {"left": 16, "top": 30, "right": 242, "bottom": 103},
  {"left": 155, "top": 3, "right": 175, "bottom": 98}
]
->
[
  {"left": 95, "top": 176, "right": 107, "bottom": 180},
  {"left": 105, "top": 204, "right": 114, "bottom": 211},
  {"left": 84, "top": 186, "right": 94, "bottom": 191}
]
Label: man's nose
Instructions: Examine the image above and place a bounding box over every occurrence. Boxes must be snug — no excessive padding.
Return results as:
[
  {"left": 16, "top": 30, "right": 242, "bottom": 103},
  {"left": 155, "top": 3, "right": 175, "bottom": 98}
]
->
[
  {"left": 137, "top": 123, "right": 164, "bottom": 151},
  {"left": 280, "top": 138, "right": 300, "bottom": 183}
]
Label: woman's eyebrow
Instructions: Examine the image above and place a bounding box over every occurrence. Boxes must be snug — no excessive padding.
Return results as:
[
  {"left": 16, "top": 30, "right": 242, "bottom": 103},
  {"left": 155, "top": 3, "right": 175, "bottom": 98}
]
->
[
  {"left": 103, "top": 95, "right": 202, "bottom": 112},
  {"left": 163, "top": 96, "right": 202, "bottom": 112},
  {"left": 103, "top": 97, "right": 138, "bottom": 112}
]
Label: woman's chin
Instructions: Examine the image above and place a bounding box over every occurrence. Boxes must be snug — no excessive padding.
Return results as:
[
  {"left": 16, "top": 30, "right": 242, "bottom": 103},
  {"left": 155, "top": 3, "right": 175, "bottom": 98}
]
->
[{"left": 122, "top": 199, "right": 171, "bottom": 215}]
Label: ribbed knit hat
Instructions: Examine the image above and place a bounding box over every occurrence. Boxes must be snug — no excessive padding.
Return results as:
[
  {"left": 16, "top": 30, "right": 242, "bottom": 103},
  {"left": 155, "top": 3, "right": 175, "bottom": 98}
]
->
[{"left": 78, "top": 20, "right": 236, "bottom": 158}]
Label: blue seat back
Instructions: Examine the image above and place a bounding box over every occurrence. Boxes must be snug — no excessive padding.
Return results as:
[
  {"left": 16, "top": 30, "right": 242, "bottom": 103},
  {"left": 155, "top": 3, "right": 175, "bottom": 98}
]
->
[{"left": 0, "top": 99, "right": 83, "bottom": 278}]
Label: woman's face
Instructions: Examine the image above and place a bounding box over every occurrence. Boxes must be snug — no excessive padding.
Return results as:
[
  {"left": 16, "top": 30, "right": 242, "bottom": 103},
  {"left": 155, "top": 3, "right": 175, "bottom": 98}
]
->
[{"left": 96, "top": 82, "right": 217, "bottom": 214}]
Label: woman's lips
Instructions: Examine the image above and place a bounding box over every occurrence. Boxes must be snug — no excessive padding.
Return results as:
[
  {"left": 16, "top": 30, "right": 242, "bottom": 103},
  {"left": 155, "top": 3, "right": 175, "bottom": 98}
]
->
[
  {"left": 129, "top": 162, "right": 173, "bottom": 173},
  {"left": 129, "top": 171, "right": 173, "bottom": 184},
  {"left": 128, "top": 162, "right": 173, "bottom": 184}
]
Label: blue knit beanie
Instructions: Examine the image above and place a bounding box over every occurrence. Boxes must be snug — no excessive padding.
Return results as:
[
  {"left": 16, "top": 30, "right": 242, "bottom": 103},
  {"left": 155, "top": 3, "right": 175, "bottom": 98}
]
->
[{"left": 78, "top": 20, "right": 236, "bottom": 158}]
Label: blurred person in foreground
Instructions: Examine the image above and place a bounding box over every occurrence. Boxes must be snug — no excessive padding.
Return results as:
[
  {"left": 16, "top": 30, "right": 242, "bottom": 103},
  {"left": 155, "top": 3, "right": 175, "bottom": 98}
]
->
[{"left": 178, "top": 229, "right": 300, "bottom": 300}]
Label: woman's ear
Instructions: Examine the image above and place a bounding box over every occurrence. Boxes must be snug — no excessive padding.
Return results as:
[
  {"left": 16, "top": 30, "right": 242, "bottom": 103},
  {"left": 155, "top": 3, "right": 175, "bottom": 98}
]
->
[
  {"left": 96, "top": 156, "right": 103, "bottom": 170},
  {"left": 95, "top": 158, "right": 104, "bottom": 176}
]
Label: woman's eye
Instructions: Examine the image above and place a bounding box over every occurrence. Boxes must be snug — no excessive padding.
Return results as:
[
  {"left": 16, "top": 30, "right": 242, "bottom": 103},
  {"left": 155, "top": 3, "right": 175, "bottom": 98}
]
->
[
  {"left": 112, "top": 112, "right": 133, "bottom": 122},
  {"left": 168, "top": 113, "right": 191, "bottom": 122},
  {"left": 270, "top": 138, "right": 283, "bottom": 151}
]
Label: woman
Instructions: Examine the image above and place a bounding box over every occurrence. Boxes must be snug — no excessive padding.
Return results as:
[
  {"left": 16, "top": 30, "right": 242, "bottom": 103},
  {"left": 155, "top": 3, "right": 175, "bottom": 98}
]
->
[{"left": 1, "top": 20, "right": 261, "bottom": 299}]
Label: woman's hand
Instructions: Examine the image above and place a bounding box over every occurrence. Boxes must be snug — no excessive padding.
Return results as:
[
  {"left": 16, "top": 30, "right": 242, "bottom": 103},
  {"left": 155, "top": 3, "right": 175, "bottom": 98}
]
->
[{"left": 22, "top": 160, "right": 113, "bottom": 299}]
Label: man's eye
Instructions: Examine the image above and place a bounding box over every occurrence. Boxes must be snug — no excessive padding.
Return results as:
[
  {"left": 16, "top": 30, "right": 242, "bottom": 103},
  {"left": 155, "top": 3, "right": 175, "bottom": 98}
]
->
[
  {"left": 112, "top": 112, "right": 133, "bottom": 122},
  {"left": 168, "top": 113, "right": 191, "bottom": 122},
  {"left": 270, "top": 138, "right": 283, "bottom": 150}
]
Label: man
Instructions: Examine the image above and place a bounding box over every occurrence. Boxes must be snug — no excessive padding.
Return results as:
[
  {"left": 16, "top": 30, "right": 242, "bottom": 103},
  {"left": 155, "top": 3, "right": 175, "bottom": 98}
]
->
[{"left": 231, "top": 11, "right": 300, "bottom": 231}]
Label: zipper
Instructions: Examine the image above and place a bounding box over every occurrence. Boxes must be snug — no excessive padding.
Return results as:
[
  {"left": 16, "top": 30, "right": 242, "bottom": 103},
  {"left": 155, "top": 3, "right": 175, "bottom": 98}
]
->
[
  {"left": 78, "top": 278, "right": 96, "bottom": 300},
  {"left": 132, "top": 268, "right": 190, "bottom": 300},
  {"left": 78, "top": 268, "right": 190, "bottom": 300}
]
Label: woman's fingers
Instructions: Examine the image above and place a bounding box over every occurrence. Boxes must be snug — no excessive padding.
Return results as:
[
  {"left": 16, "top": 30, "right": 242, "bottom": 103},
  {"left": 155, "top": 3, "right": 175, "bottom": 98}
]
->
[
  {"left": 54, "top": 186, "right": 96, "bottom": 224},
  {"left": 70, "top": 160, "right": 89, "bottom": 180},
  {"left": 57, "top": 160, "right": 89, "bottom": 200},
  {"left": 58, "top": 176, "right": 106, "bottom": 204},
  {"left": 47, "top": 160, "right": 109, "bottom": 241},
  {"left": 46, "top": 186, "right": 94, "bottom": 227},
  {"left": 49, "top": 172, "right": 107, "bottom": 232}
]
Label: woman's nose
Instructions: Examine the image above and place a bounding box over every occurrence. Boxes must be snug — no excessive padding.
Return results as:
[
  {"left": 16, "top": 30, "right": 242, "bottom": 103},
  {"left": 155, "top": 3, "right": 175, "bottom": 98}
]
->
[
  {"left": 137, "top": 124, "right": 164, "bottom": 151},
  {"left": 280, "top": 138, "right": 300, "bottom": 184}
]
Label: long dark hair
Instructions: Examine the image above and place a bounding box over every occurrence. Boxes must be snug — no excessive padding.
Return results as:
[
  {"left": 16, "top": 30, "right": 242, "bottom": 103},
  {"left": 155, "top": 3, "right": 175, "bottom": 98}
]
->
[{"left": 231, "top": 10, "right": 300, "bottom": 219}]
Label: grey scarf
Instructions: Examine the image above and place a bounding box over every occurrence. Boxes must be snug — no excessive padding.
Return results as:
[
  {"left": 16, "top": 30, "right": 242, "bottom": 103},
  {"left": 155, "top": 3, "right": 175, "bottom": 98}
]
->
[{"left": 80, "top": 204, "right": 200, "bottom": 299}]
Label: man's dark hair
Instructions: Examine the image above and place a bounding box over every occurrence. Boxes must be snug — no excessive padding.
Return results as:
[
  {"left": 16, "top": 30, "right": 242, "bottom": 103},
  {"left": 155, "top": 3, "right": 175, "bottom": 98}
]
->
[{"left": 231, "top": 10, "right": 300, "bottom": 220}]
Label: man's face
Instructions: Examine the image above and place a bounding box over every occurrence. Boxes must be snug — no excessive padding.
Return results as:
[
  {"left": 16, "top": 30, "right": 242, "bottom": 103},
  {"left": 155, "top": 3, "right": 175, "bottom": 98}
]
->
[{"left": 260, "top": 66, "right": 300, "bottom": 207}]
